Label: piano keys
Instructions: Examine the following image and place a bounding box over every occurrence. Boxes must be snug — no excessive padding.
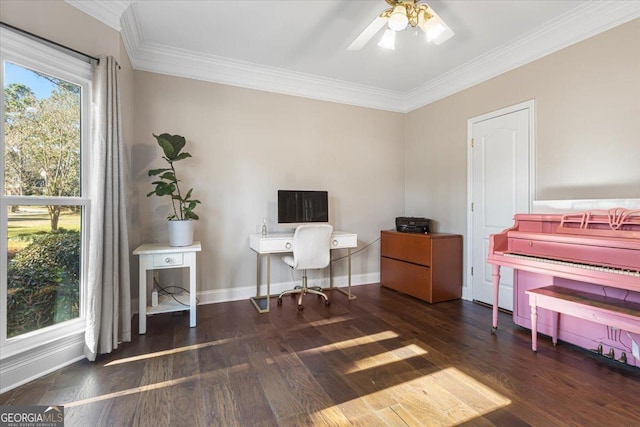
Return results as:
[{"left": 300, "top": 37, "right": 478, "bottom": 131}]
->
[{"left": 487, "top": 208, "right": 640, "bottom": 366}]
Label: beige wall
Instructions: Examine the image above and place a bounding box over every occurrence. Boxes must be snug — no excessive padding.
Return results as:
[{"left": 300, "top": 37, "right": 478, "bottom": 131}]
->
[
  {"left": 3, "top": 1, "right": 638, "bottom": 298},
  {"left": 133, "top": 72, "right": 405, "bottom": 292},
  {"left": 405, "top": 18, "right": 640, "bottom": 237},
  {"left": 1, "top": 1, "right": 121, "bottom": 58}
]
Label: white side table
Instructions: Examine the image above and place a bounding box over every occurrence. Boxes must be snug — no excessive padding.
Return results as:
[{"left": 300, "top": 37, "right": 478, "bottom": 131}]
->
[{"left": 133, "top": 242, "right": 201, "bottom": 334}]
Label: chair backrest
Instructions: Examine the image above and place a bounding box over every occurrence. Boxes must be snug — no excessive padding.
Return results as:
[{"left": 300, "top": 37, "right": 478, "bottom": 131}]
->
[{"left": 291, "top": 224, "right": 333, "bottom": 270}]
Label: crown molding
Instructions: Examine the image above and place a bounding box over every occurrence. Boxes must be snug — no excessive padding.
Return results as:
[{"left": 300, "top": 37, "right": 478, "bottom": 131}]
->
[
  {"left": 64, "top": 0, "right": 133, "bottom": 31},
  {"left": 405, "top": 1, "right": 640, "bottom": 112},
  {"left": 119, "top": 4, "right": 406, "bottom": 112},
  {"left": 82, "top": 1, "right": 640, "bottom": 113},
  {"left": 131, "top": 48, "right": 407, "bottom": 112},
  {"left": 134, "top": 50, "right": 407, "bottom": 112}
]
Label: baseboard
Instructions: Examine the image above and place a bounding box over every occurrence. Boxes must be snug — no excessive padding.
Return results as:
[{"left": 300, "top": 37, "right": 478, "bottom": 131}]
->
[
  {"left": 198, "top": 272, "right": 380, "bottom": 305},
  {"left": 0, "top": 331, "right": 85, "bottom": 394},
  {"left": 132, "top": 272, "right": 380, "bottom": 311}
]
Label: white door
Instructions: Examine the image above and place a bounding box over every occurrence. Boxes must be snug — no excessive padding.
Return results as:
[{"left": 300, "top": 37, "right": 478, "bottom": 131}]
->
[{"left": 470, "top": 103, "right": 533, "bottom": 310}]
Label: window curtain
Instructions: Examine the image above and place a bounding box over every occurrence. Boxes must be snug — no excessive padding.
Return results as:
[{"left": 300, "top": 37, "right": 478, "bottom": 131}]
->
[{"left": 85, "top": 55, "right": 131, "bottom": 361}]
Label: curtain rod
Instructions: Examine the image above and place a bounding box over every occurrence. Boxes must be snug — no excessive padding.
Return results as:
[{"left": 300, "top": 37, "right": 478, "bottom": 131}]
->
[{"left": 0, "top": 21, "right": 100, "bottom": 64}]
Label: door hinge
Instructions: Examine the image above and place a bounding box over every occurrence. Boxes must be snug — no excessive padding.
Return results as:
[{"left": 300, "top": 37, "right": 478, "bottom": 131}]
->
[
  {"left": 471, "top": 266, "right": 474, "bottom": 276},
  {"left": 471, "top": 202, "right": 474, "bottom": 212},
  {"left": 471, "top": 138, "right": 475, "bottom": 148}
]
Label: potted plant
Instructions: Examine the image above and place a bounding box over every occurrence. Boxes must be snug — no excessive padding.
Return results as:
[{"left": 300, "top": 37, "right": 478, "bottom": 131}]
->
[{"left": 147, "top": 133, "right": 201, "bottom": 246}]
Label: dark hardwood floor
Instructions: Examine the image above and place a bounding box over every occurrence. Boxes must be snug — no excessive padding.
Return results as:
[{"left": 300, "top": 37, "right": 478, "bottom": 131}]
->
[{"left": 2, "top": 284, "right": 639, "bottom": 426}]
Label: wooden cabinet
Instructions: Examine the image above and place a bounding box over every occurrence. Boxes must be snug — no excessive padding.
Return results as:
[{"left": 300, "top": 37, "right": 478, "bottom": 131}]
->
[{"left": 380, "top": 231, "right": 462, "bottom": 303}]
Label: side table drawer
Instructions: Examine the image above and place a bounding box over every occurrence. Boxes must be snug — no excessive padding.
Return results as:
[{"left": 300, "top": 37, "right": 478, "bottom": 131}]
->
[{"left": 153, "top": 253, "right": 184, "bottom": 267}]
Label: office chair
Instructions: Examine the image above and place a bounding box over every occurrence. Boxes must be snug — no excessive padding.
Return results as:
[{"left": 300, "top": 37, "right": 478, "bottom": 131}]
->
[{"left": 277, "top": 224, "right": 333, "bottom": 311}]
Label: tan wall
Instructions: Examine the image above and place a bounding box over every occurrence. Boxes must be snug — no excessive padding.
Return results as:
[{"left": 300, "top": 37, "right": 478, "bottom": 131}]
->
[
  {"left": 133, "top": 72, "right": 405, "bottom": 292},
  {"left": 405, "top": 18, "right": 640, "bottom": 237},
  {"left": 3, "top": 1, "right": 638, "bottom": 297},
  {"left": 0, "top": 0, "right": 121, "bottom": 57}
]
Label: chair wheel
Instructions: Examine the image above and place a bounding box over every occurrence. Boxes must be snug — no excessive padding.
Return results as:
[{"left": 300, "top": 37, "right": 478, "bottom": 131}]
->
[
  {"left": 297, "top": 305, "right": 304, "bottom": 312},
  {"left": 325, "top": 300, "right": 331, "bottom": 306},
  {"left": 277, "top": 298, "right": 282, "bottom": 306}
]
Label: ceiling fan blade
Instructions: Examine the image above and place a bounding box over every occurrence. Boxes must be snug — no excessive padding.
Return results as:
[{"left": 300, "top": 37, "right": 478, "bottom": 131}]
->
[{"left": 347, "top": 16, "right": 387, "bottom": 51}]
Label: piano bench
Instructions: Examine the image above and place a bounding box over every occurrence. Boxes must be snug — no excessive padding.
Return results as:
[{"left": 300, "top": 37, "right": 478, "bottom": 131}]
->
[{"left": 525, "top": 285, "right": 640, "bottom": 353}]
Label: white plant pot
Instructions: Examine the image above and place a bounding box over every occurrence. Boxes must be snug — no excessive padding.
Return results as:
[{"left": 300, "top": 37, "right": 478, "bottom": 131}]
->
[{"left": 168, "top": 219, "right": 195, "bottom": 247}]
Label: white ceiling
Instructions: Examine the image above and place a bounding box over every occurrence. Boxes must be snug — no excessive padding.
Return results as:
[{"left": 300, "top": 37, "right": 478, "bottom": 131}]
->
[{"left": 67, "top": 0, "right": 640, "bottom": 112}]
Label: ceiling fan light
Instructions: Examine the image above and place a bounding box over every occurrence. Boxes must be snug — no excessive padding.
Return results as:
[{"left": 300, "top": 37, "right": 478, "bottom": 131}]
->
[
  {"left": 388, "top": 5, "right": 409, "bottom": 31},
  {"left": 425, "top": 17, "right": 446, "bottom": 42},
  {"left": 377, "top": 29, "right": 396, "bottom": 50},
  {"left": 417, "top": 8, "right": 429, "bottom": 29},
  {"left": 431, "top": 26, "right": 455, "bottom": 45}
]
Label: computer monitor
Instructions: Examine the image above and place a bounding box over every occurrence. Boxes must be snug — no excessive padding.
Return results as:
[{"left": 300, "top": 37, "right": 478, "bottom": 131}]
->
[{"left": 277, "top": 190, "right": 328, "bottom": 224}]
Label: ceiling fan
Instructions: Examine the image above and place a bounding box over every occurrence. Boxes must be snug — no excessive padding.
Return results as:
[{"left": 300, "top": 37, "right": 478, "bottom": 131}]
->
[{"left": 348, "top": 0, "right": 454, "bottom": 51}]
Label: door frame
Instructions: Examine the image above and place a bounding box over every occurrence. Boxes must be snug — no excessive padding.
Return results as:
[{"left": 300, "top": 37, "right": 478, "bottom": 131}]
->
[{"left": 463, "top": 99, "right": 536, "bottom": 302}]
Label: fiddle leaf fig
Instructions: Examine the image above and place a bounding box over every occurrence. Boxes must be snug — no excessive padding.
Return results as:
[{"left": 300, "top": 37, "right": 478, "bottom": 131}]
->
[
  {"left": 148, "top": 167, "right": 171, "bottom": 176},
  {"left": 155, "top": 133, "right": 185, "bottom": 161},
  {"left": 147, "top": 133, "right": 201, "bottom": 220}
]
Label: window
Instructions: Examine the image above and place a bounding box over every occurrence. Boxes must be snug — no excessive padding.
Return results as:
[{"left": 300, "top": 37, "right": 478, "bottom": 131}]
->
[{"left": 1, "top": 28, "right": 92, "bottom": 355}]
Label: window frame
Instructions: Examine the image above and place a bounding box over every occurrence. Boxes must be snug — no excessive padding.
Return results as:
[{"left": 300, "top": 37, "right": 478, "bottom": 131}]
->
[{"left": 0, "top": 28, "right": 92, "bottom": 359}]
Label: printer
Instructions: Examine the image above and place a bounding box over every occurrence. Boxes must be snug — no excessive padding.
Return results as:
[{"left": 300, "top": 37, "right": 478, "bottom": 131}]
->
[{"left": 396, "top": 217, "right": 431, "bottom": 234}]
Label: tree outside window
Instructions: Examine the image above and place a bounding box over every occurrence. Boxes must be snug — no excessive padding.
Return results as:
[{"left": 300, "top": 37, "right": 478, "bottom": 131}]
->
[{"left": 3, "top": 62, "right": 83, "bottom": 338}]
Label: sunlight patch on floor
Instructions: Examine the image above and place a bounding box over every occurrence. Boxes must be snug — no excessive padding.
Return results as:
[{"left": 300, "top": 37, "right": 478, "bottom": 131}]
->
[
  {"left": 315, "top": 367, "right": 511, "bottom": 426},
  {"left": 295, "top": 314, "right": 356, "bottom": 330},
  {"left": 63, "top": 363, "right": 250, "bottom": 408},
  {"left": 103, "top": 334, "right": 257, "bottom": 367},
  {"left": 345, "top": 343, "right": 428, "bottom": 374},
  {"left": 297, "top": 331, "right": 400, "bottom": 356}
]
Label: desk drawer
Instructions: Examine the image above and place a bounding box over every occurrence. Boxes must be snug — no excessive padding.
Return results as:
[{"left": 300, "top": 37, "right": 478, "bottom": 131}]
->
[
  {"left": 153, "top": 253, "right": 184, "bottom": 267},
  {"left": 249, "top": 232, "right": 357, "bottom": 254},
  {"left": 260, "top": 237, "right": 294, "bottom": 253},
  {"left": 331, "top": 233, "right": 357, "bottom": 249}
]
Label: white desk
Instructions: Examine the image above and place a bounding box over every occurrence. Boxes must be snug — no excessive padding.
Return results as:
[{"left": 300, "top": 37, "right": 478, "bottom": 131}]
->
[
  {"left": 249, "top": 231, "right": 358, "bottom": 313},
  {"left": 133, "top": 242, "right": 201, "bottom": 334}
]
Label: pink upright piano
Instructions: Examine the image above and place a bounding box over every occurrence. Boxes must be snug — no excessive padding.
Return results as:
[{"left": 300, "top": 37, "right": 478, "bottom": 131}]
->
[{"left": 487, "top": 208, "right": 640, "bottom": 366}]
